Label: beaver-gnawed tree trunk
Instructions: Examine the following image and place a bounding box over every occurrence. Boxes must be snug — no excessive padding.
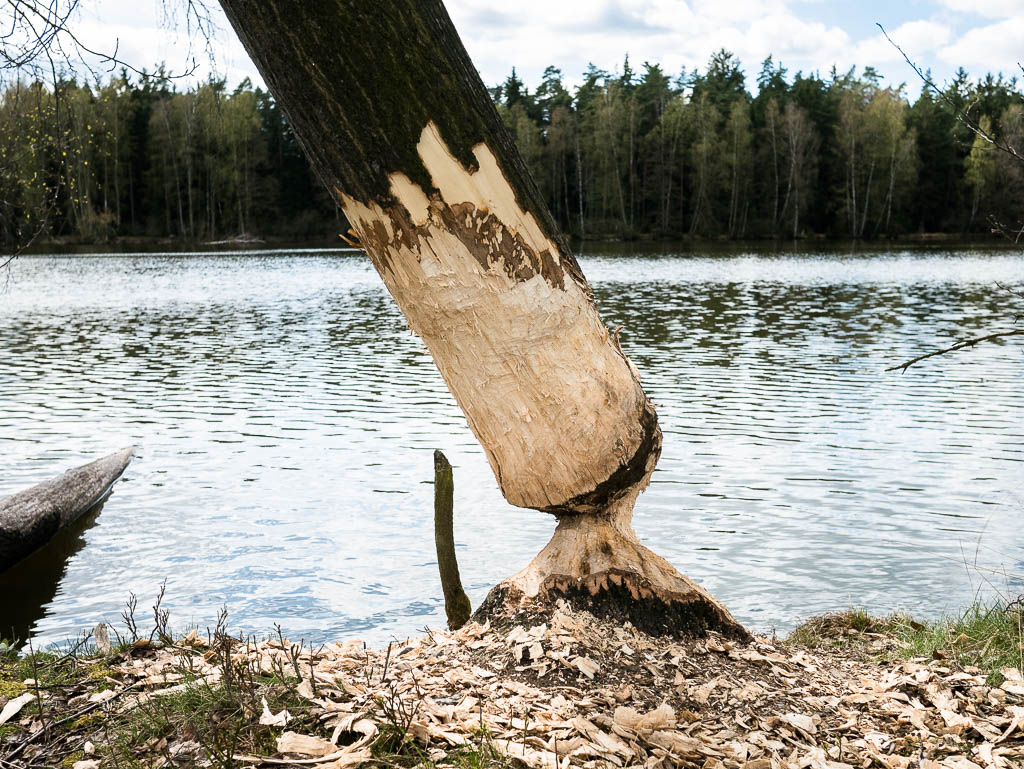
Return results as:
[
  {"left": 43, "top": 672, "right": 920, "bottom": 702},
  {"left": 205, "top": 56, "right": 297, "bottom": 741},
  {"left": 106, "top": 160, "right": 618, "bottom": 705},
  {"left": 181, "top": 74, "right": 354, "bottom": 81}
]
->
[{"left": 218, "top": 0, "right": 746, "bottom": 638}]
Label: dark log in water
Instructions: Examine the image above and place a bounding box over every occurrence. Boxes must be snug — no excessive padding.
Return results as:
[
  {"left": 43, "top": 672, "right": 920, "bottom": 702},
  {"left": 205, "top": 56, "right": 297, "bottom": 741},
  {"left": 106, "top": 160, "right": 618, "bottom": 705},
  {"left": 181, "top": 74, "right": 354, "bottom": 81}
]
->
[{"left": 0, "top": 447, "right": 135, "bottom": 573}]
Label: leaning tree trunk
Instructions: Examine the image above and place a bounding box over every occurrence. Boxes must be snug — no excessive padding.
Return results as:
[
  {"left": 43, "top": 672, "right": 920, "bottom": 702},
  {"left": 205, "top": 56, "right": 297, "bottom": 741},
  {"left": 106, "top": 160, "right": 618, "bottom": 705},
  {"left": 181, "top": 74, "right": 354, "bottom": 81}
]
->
[{"left": 219, "top": 0, "right": 745, "bottom": 638}]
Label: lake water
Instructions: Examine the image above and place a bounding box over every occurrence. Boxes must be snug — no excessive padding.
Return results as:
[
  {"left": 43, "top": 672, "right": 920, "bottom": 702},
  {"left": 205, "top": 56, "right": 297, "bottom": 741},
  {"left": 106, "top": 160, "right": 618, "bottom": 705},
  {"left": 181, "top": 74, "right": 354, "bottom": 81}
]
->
[{"left": 1, "top": 246, "right": 1022, "bottom": 647}]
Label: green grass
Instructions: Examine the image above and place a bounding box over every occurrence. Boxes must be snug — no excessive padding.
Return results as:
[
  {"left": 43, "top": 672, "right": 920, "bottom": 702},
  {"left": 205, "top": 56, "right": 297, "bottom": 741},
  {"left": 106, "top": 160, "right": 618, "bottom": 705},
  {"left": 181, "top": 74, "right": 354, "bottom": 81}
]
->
[
  {"left": 0, "top": 632, "right": 328, "bottom": 768},
  {"left": 430, "top": 744, "right": 517, "bottom": 769},
  {"left": 786, "top": 608, "right": 924, "bottom": 650},
  {"left": 0, "top": 586, "right": 529, "bottom": 769},
  {"left": 0, "top": 618, "right": 518, "bottom": 769},
  {"left": 367, "top": 723, "right": 516, "bottom": 769},
  {"left": 788, "top": 599, "right": 1024, "bottom": 683},
  {"left": 0, "top": 647, "right": 108, "bottom": 690},
  {"left": 897, "top": 602, "right": 1024, "bottom": 682},
  {"left": 96, "top": 655, "right": 332, "bottom": 768},
  {"left": 0, "top": 634, "right": 514, "bottom": 769}
]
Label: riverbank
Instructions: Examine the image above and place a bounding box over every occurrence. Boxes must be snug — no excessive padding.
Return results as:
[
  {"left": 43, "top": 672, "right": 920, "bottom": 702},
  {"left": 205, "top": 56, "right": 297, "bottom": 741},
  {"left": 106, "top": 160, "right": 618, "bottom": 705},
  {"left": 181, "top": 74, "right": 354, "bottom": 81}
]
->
[
  {"left": 1, "top": 602, "right": 1020, "bottom": 769},
  {"left": 10, "top": 231, "right": 1016, "bottom": 257}
]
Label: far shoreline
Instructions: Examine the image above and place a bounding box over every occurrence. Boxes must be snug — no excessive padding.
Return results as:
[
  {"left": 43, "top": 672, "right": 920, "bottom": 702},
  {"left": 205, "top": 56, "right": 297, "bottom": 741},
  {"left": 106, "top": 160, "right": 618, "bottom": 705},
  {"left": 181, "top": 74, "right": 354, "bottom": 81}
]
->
[{"left": 10, "top": 231, "right": 1021, "bottom": 258}]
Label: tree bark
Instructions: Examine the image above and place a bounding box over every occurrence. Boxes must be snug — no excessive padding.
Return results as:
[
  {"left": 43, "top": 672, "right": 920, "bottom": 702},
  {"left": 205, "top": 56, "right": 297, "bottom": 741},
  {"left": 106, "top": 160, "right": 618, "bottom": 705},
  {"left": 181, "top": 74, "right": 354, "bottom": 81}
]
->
[
  {"left": 219, "top": 0, "right": 745, "bottom": 638},
  {"left": 0, "top": 447, "right": 135, "bottom": 573}
]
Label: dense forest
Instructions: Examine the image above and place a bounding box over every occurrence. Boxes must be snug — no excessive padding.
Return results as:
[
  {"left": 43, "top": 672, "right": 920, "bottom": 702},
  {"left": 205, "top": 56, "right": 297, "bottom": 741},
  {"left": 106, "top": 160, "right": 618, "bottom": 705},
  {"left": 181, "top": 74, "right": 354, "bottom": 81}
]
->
[{"left": 1, "top": 51, "right": 1023, "bottom": 249}]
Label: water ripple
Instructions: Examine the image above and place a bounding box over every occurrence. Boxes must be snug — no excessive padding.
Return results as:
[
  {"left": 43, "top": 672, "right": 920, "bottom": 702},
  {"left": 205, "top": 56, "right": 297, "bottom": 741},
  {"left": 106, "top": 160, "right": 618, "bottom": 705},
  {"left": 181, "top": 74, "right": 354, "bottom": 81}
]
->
[{"left": 1, "top": 248, "right": 1022, "bottom": 645}]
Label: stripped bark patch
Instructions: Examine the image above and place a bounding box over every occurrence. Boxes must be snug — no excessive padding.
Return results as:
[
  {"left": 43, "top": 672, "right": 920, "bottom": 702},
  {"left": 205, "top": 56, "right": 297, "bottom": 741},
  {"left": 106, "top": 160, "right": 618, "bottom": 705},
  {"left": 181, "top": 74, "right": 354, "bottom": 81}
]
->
[{"left": 334, "top": 121, "right": 658, "bottom": 513}]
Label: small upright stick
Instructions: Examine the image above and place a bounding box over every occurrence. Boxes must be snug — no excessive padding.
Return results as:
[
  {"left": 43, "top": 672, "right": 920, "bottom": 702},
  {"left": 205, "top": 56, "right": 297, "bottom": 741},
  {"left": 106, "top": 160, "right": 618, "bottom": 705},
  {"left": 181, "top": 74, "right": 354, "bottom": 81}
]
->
[{"left": 434, "top": 450, "right": 471, "bottom": 630}]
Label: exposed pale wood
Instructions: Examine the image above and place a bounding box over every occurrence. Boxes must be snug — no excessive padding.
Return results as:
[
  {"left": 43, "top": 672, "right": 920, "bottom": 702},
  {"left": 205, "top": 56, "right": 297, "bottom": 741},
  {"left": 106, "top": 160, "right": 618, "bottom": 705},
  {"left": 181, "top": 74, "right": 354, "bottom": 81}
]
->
[
  {"left": 0, "top": 447, "right": 135, "bottom": 573},
  {"left": 434, "top": 450, "right": 470, "bottom": 630},
  {"left": 217, "top": 0, "right": 659, "bottom": 516},
  {"left": 337, "top": 122, "right": 659, "bottom": 514},
  {"left": 476, "top": 494, "right": 748, "bottom": 639}
]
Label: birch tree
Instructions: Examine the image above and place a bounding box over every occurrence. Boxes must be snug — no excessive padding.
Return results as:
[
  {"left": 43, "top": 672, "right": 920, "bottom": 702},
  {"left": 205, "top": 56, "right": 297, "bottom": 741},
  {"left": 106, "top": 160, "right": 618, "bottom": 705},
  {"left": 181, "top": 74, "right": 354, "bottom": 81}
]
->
[
  {"left": 687, "top": 92, "right": 720, "bottom": 235},
  {"left": 725, "top": 99, "right": 752, "bottom": 238},
  {"left": 779, "top": 102, "right": 818, "bottom": 239},
  {"left": 965, "top": 115, "right": 997, "bottom": 228}
]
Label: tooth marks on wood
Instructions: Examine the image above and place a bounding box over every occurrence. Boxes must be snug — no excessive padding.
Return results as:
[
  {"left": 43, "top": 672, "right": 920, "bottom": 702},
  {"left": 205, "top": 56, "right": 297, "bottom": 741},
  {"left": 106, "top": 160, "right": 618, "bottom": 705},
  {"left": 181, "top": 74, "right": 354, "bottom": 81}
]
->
[{"left": 541, "top": 400, "right": 661, "bottom": 515}]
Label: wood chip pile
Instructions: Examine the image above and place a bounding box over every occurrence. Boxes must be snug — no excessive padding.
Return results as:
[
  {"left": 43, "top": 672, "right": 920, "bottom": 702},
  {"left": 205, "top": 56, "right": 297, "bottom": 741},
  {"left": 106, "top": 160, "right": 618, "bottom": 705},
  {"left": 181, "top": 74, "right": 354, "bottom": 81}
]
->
[{"left": 4, "top": 603, "right": 1023, "bottom": 769}]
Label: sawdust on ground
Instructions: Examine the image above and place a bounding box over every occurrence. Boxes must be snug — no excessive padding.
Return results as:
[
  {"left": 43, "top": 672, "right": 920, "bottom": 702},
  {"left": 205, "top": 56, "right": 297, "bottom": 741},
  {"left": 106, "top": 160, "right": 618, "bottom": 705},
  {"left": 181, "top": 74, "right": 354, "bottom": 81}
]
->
[{"left": 4, "top": 604, "right": 1023, "bottom": 769}]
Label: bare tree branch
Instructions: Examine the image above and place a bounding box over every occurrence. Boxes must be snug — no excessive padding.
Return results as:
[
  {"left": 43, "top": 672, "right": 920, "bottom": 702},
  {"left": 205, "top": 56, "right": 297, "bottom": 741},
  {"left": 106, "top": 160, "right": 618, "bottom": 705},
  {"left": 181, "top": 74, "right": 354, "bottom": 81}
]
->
[
  {"left": 877, "top": 25, "right": 1024, "bottom": 373},
  {"left": 0, "top": 0, "right": 208, "bottom": 81},
  {"left": 877, "top": 23, "right": 1024, "bottom": 165},
  {"left": 887, "top": 329, "right": 1024, "bottom": 373}
]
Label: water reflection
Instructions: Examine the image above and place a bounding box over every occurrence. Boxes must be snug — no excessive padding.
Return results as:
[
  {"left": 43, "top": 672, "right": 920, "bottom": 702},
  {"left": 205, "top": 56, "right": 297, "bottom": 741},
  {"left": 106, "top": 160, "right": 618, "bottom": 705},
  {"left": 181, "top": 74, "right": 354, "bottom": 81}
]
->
[
  {"left": 0, "top": 504, "right": 104, "bottom": 645},
  {"left": 0, "top": 248, "right": 1022, "bottom": 646}
]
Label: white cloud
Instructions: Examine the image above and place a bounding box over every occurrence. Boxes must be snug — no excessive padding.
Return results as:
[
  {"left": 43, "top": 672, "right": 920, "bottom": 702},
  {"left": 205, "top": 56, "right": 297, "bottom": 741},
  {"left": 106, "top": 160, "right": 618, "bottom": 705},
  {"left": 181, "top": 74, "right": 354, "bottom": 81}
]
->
[
  {"left": 936, "top": 0, "right": 1023, "bottom": 19},
  {"left": 855, "top": 19, "right": 953, "bottom": 77},
  {"left": 746, "top": 14, "right": 852, "bottom": 66},
  {"left": 28, "top": 0, "right": 1024, "bottom": 98},
  {"left": 445, "top": 1, "right": 1024, "bottom": 94},
  {"left": 446, "top": 0, "right": 854, "bottom": 88},
  {"left": 68, "top": 0, "right": 260, "bottom": 86},
  {"left": 688, "top": 0, "right": 789, "bottom": 23},
  {"left": 939, "top": 16, "right": 1024, "bottom": 75}
]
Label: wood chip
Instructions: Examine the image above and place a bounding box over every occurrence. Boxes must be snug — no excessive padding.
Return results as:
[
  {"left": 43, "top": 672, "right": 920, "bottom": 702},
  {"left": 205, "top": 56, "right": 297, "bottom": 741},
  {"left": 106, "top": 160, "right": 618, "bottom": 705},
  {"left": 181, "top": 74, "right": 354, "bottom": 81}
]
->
[
  {"left": 0, "top": 692, "right": 34, "bottom": 725},
  {"left": 781, "top": 712, "right": 817, "bottom": 735},
  {"left": 613, "top": 702, "right": 675, "bottom": 734},
  {"left": 572, "top": 656, "right": 599, "bottom": 678},
  {"left": 276, "top": 732, "right": 336, "bottom": 757},
  {"left": 491, "top": 739, "right": 559, "bottom": 769},
  {"left": 9, "top": 602, "right": 1020, "bottom": 769},
  {"left": 260, "top": 697, "right": 292, "bottom": 727}
]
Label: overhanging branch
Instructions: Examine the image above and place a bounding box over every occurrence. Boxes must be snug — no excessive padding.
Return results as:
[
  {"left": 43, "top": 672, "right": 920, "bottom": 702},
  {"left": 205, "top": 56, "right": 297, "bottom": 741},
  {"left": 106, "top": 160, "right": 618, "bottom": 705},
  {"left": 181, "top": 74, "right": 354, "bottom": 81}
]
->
[
  {"left": 877, "top": 23, "right": 1024, "bottom": 165},
  {"left": 887, "top": 329, "right": 1024, "bottom": 373}
]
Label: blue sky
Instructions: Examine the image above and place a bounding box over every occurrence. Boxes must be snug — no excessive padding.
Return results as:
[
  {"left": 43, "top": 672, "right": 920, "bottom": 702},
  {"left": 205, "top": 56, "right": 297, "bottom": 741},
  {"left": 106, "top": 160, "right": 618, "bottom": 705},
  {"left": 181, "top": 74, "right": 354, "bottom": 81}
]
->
[{"left": 75, "top": 0, "right": 1024, "bottom": 95}]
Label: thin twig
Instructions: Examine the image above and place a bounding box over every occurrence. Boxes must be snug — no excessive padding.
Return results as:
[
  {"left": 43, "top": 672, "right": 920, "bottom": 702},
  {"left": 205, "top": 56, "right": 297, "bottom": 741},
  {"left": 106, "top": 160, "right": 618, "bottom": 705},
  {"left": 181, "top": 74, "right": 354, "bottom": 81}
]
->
[
  {"left": 1, "top": 682, "right": 142, "bottom": 762},
  {"left": 1, "top": 0, "right": 202, "bottom": 81},
  {"left": 887, "top": 329, "right": 1024, "bottom": 372},
  {"left": 878, "top": 23, "right": 1024, "bottom": 164}
]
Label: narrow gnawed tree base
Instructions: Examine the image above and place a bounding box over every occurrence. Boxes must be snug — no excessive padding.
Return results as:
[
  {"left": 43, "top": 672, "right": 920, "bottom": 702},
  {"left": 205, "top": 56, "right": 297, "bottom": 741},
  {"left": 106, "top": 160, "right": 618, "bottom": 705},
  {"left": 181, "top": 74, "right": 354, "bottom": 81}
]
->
[{"left": 474, "top": 503, "right": 749, "bottom": 640}]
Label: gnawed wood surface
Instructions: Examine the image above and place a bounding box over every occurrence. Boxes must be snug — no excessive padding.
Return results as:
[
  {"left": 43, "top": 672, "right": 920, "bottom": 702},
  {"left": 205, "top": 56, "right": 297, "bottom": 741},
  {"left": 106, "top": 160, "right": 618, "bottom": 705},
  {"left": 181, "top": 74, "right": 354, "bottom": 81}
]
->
[
  {"left": 476, "top": 509, "right": 748, "bottom": 640},
  {"left": 219, "top": 0, "right": 661, "bottom": 517},
  {"left": 0, "top": 447, "right": 135, "bottom": 572},
  {"left": 336, "top": 121, "right": 660, "bottom": 515}
]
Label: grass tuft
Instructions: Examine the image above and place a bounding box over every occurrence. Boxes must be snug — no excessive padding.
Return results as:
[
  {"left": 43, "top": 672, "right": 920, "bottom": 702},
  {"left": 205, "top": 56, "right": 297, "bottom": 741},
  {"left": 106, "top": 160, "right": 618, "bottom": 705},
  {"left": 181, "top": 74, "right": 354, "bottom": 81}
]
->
[
  {"left": 789, "top": 598, "right": 1024, "bottom": 682},
  {"left": 786, "top": 608, "right": 910, "bottom": 648}
]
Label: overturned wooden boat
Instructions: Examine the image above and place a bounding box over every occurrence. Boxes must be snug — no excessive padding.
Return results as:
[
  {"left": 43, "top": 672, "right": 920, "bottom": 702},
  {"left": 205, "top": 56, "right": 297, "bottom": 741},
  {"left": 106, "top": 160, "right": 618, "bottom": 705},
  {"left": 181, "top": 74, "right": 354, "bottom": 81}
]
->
[{"left": 0, "top": 447, "right": 135, "bottom": 573}]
